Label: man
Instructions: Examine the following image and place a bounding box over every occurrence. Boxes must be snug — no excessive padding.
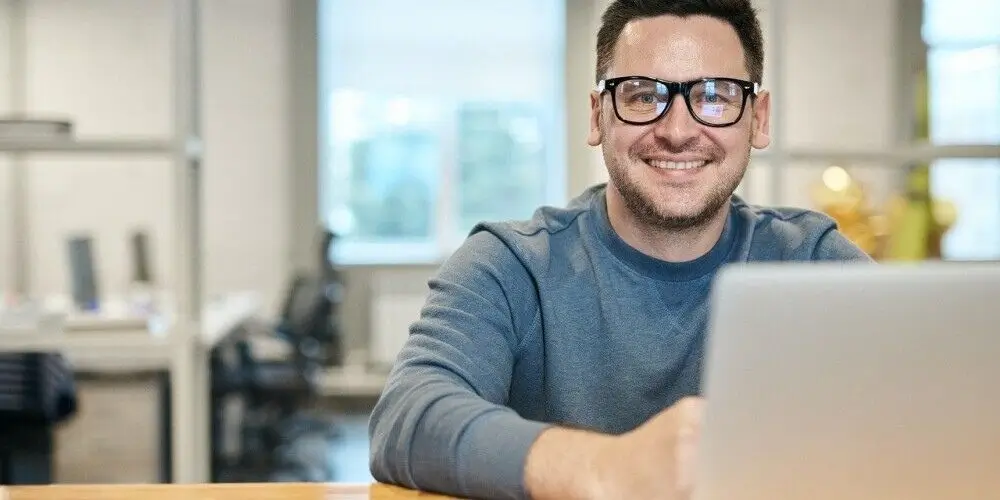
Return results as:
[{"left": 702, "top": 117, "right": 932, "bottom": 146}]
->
[{"left": 369, "top": 1, "right": 871, "bottom": 499}]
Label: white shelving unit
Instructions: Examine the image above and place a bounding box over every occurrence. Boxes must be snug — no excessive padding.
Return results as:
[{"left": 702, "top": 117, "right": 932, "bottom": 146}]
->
[
  {"left": 0, "top": 0, "right": 217, "bottom": 484},
  {"left": 0, "top": 139, "right": 173, "bottom": 154}
]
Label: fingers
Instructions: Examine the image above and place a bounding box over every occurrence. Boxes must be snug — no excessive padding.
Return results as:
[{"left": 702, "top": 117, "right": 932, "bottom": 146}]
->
[
  {"left": 663, "top": 396, "right": 705, "bottom": 427},
  {"left": 674, "top": 409, "right": 702, "bottom": 496},
  {"left": 673, "top": 397, "right": 705, "bottom": 497}
]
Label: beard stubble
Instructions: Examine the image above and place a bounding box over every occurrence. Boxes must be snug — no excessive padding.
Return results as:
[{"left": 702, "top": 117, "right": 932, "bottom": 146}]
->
[{"left": 604, "top": 142, "right": 750, "bottom": 231}]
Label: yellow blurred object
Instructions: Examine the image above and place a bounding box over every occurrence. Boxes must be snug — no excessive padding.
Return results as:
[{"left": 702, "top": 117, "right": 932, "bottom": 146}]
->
[
  {"left": 882, "top": 166, "right": 934, "bottom": 260},
  {"left": 812, "top": 165, "right": 880, "bottom": 256},
  {"left": 881, "top": 165, "right": 956, "bottom": 261},
  {"left": 878, "top": 56, "right": 956, "bottom": 261},
  {"left": 812, "top": 164, "right": 958, "bottom": 261},
  {"left": 934, "top": 199, "right": 958, "bottom": 228}
]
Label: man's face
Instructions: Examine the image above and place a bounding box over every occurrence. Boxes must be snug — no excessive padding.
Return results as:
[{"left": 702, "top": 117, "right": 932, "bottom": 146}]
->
[{"left": 588, "top": 14, "right": 771, "bottom": 230}]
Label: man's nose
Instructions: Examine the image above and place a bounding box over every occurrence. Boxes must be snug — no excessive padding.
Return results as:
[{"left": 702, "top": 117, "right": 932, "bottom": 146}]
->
[{"left": 652, "top": 94, "right": 699, "bottom": 147}]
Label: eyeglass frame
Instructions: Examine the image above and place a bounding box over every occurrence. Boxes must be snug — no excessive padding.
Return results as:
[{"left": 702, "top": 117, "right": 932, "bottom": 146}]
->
[{"left": 595, "top": 75, "right": 761, "bottom": 128}]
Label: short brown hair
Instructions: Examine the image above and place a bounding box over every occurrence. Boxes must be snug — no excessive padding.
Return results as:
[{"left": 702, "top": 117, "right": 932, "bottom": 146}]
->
[{"left": 595, "top": 0, "right": 765, "bottom": 84}]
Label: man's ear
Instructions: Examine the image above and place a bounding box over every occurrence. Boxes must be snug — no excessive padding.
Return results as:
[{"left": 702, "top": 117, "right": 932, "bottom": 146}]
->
[
  {"left": 749, "top": 90, "right": 771, "bottom": 150},
  {"left": 587, "top": 91, "right": 603, "bottom": 146}
]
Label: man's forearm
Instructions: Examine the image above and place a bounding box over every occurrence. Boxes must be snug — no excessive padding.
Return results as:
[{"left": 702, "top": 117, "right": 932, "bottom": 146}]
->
[{"left": 523, "top": 426, "right": 616, "bottom": 500}]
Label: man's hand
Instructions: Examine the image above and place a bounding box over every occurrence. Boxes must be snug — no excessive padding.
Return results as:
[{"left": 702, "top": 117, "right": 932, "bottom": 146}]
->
[
  {"left": 524, "top": 397, "right": 705, "bottom": 500},
  {"left": 591, "top": 397, "right": 705, "bottom": 499}
]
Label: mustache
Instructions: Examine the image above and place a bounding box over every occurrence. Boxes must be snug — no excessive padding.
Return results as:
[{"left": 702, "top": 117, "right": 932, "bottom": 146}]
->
[{"left": 630, "top": 138, "right": 724, "bottom": 159}]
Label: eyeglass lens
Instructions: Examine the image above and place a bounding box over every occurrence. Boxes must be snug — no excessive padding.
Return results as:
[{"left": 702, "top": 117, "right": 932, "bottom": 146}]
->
[{"left": 614, "top": 78, "right": 747, "bottom": 125}]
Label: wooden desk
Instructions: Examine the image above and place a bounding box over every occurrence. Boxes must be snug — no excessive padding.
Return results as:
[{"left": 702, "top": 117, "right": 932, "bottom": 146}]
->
[{"left": 0, "top": 483, "right": 455, "bottom": 500}]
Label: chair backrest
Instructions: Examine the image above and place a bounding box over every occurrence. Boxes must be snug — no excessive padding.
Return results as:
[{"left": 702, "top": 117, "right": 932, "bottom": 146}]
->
[{"left": 275, "top": 228, "right": 345, "bottom": 366}]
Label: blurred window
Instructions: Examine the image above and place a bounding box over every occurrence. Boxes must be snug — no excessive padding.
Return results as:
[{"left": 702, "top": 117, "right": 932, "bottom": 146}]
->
[
  {"left": 318, "top": 0, "right": 567, "bottom": 264},
  {"left": 924, "top": 0, "right": 1000, "bottom": 260}
]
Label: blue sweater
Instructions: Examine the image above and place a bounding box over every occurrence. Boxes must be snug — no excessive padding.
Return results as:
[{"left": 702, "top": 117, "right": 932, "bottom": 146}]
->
[{"left": 368, "top": 184, "right": 871, "bottom": 499}]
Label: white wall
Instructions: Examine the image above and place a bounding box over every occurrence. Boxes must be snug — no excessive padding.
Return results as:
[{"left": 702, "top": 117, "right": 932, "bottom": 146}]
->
[
  {"left": 565, "top": 0, "right": 610, "bottom": 196},
  {"left": 0, "top": 3, "right": 13, "bottom": 294},
  {"left": 0, "top": 0, "right": 292, "bottom": 313},
  {"left": 757, "top": 0, "right": 903, "bottom": 209}
]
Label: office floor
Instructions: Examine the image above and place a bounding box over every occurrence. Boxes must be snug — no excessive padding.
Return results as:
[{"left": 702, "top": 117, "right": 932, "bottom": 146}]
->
[{"left": 51, "top": 379, "right": 377, "bottom": 485}]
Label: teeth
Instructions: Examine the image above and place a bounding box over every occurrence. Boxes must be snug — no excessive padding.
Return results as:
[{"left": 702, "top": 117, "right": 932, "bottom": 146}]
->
[{"left": 648, "top": 160, "right": 707, "bottom": 170}]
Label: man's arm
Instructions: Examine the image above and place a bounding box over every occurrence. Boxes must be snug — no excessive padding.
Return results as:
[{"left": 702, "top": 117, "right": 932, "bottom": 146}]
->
[
  {"left": 369, "top": 230, "right": 701, "bottom": 500},
  {"left": 368, "top": 230, "right": 554, "bottom": 499}
]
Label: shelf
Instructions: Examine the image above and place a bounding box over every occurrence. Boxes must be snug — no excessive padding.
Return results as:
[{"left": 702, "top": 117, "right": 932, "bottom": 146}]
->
[
  {"left": 0, "top": 0, "right": 208, "bottom": 484},
  {"left": 0, "top": 292, "right": 262, "bottom": 372},
  {"left": 0, "top": 138, "right": 175, "bottom": 155},
  {"left": 316, "top": 366, "right": 388, "bottom": 397},
  {"left": 0, "top": 329, "right": 172, "bottom": 357},
  {"left": 66, "top": 315, "right": 149, "bottom": 332},
  {"left": 753, "top": 144, "right": 1000, "bottom": 164},
  {"left": 0, "top": 329, "right": 173, "bottom": 374},
  {"left": 200, "top": 292, "right": 263, "bottom": 348}
]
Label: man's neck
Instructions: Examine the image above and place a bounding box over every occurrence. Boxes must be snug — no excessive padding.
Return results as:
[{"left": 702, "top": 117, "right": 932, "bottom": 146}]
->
[{"left": 605, "top": 188, "right": 730, "bottom": 263}]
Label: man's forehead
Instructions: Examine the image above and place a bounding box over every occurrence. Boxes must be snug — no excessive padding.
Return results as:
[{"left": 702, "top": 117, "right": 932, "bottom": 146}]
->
[{"left": 611, "top": 14, "right": 748, "bottom": 81}]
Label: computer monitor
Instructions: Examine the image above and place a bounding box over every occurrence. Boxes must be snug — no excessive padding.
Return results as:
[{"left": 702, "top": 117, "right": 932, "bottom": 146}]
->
[
  {"left": 694, "top": 262, "right": 1000, "bottom": 500},
  {"left": 66, "top": 235, "right": 99, "bottom": 311}
]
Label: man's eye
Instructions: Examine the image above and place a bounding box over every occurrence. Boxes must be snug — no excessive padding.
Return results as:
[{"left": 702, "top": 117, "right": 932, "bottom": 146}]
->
[
  {"left": 694, "top": 93, "right": 731, "bottom": 104},
  {"left": 628, "top": 93, "right": 659, "bottom": 104}
]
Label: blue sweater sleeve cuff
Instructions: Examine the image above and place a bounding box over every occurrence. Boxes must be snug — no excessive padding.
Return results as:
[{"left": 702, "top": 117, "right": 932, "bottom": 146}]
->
[
  {"left": 458, "top": 411, "right": 551, "bottom": 499},
  {"left": 406, "top": 404, "right": 551, "bottom": 500}
]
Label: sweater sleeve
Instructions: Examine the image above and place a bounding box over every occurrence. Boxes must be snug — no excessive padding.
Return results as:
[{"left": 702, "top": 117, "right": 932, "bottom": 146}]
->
[
  {"left": 367, "top": 230, "right": 551, "bottom": 500},
  {"left": 812, "top": 226, "right": 875, "bottom": 262}
]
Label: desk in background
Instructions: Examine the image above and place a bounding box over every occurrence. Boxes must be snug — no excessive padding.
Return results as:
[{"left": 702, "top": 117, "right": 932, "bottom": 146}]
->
[
  {"left": 0, "top": 482, "right": 453, "bottom": 500},
  {"left": 0, "top": 292, "right": 262, "bottom": 483}
]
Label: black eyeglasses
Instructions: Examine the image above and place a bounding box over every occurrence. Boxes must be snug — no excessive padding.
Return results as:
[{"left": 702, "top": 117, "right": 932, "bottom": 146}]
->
[{"left": 596, "top": 76, "right": 760, "bottom": 127}]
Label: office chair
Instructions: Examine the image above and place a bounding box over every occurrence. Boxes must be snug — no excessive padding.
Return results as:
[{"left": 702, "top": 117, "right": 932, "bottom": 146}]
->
[
  {"left": 0, "top": 353, "right": 78, "bottom": 484},
  {"left": 209, "top": 229, "right": 344, "bottom": 483}
]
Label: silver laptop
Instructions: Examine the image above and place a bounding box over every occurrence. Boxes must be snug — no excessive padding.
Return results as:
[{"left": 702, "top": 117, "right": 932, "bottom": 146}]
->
[{"left": 694, "top": 262, "right": 1000, "bottom": 500}]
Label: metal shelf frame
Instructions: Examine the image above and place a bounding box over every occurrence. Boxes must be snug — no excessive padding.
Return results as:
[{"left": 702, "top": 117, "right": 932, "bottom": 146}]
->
[
  {"left": 752, "top": 144, "right": 1000, "bottom": 165},
  {"left": 0, "top": 138, "right": 174, "bottom": 154},
  {"left": 2, "top": 0, "right": 209, "bottom": 484}
]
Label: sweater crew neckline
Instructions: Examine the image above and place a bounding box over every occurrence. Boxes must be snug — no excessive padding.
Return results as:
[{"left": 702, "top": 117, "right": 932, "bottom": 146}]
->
[{"left": 591, "top": 188, "right": 739, "bottom": 282}]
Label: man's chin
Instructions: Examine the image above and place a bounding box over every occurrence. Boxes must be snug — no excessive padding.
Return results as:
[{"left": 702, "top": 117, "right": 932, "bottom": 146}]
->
[
  {"left": 650, "top": 212, "right": 711, "bottom": 231},
  {"left": 642, "top": 199, "right": 728, "bottom": 231},
  {"left": 608, "top": 173, "right": 730, "bottom": 231}
]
